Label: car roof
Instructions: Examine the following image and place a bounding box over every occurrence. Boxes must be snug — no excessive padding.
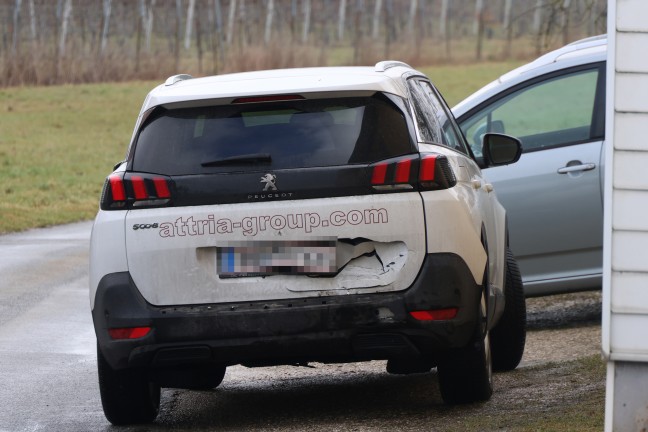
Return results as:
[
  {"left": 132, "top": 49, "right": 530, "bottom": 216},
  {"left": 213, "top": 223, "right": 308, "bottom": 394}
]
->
[
  {"left": 453, "top": 35, "right": 607, "bottom": 116},
  {"left": 140, "top": 62, "right": 425, "bottom": 113}
]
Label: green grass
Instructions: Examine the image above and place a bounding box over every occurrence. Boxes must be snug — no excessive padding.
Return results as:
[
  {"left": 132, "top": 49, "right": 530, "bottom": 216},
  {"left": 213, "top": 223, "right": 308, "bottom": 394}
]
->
[
  {"left": 420, "top": 61, "right": 524, "bottom": 106},
  {"left": 0, "top": 82, "right": 155, "bottom": 233},
  {"left": 0, "top": 61, "right": 523, "bottom": 234}
]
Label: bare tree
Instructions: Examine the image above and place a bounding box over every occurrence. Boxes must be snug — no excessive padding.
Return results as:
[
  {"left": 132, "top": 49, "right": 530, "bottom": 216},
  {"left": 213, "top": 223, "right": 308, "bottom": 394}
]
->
[
  {"left": 337, "top": 0, "right": 346, "bottom": 41},
  {"left": 11, "top": 0, "right": 22, "bottom": 55},
  {"left": 384, "top": 0, "right": 394, "bottom": 58},
  {"left": 238, "top": 0, "right": 247, "bottom": 46},
  {"left": 407, "top": 0, "right": 417, "bottom": 39},
  {"left": 302, "top": 0, "right": 311, "bottom": 44},
  {"left": 184, "top": 0, "right": 196, "bottom": 49},
  {"left": 290, "top": 0, "right": 297, "bottom": 42},
  {"left": 533, "top": 0, "right": 544, "bottom": 54},
  {"left": 352, "top": 0, "right": 362, "bottom": 64},
  {"left": 100, "top": 0, "right": 111, "bottom": 54},
  {"left": 561, "top": 0, "right": 572, "bottom": 45},
  {"left": 371, "top": 0, "right": 382, "bottom": 40},
  {"left": 440, "top": 0, "right": 450, "bottom": 59},
  {"left": 175, "top": 0, "right": 182, "bottom": 69},
  {"left": 264, "top": 0, "right": 274, "bottom": 44},
  {"left": 226, "top": 0, "right": 237, "bottom": 45},
  {"left": 474, "top": 0, "right": 484, "bottom": 60},
  {"left": 144, "top": 0, "right": 156, "bottom": 52},
  {"left": 211, "top": 0, "right": 225, "bottom": 71},
  {"left": 588, "top": 0, "right": 600, "bottom": 34},
  {"left": 58, "top": 0, "right": 72, "bottom": 56},
  {"left": 502, "top": 0, "right": 513, "bottom": 57},
  {"left": 28, "top": 0, "right": 36, "bottom": 43}
]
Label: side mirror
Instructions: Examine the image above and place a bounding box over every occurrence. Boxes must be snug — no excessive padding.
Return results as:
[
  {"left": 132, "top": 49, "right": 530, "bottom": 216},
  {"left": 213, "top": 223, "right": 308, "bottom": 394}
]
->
[{"left": 482, "top": 133, "right": 522, "bottom": 168}]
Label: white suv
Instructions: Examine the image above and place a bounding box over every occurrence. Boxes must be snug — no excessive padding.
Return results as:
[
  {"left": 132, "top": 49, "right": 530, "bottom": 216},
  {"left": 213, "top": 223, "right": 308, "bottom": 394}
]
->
[{"left": 90, "top": 61, "right": 525, "bottom": 425}]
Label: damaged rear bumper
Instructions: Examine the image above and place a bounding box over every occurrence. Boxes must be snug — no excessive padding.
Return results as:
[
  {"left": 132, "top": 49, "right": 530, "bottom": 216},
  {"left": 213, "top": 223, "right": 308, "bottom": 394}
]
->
[{"left": 92, "top": 253, "right": 481, "bottom": 370}]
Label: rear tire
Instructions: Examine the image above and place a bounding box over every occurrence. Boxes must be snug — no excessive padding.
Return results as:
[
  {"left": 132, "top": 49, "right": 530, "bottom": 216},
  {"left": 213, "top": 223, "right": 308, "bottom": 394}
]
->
[
  {"left": 97, "top": 344, "right": 160, "bottom": 425},
  {"left": 491, "top": 248, "right": 526, "bottom": 371},
  {"left": 437, "top": 290, "right": 493, "bottom": 404}
]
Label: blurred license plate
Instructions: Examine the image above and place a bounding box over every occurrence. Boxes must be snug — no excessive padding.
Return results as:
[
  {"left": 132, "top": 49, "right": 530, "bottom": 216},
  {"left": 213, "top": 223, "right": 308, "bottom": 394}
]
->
[{"left": 217, "top": 240, "right": 336, "bottom": 276}]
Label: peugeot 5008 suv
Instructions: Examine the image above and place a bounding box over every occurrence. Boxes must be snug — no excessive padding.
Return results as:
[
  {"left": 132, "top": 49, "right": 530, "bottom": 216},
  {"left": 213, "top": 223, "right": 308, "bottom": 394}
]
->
[{"left": 90, "top": 62, "right": 526, "bottom": 425}]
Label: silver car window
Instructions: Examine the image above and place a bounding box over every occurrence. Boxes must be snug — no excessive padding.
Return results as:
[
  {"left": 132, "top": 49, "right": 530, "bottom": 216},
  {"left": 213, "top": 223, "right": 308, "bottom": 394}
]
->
[{"left": 460, "top": 69, "right": 599, "bottom": 156}]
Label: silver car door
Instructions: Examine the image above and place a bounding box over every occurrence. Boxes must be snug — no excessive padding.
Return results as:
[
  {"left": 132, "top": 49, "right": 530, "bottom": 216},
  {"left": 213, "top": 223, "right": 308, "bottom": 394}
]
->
[{"left": 458, "top": 65, "right": 605, "bottom": 295}]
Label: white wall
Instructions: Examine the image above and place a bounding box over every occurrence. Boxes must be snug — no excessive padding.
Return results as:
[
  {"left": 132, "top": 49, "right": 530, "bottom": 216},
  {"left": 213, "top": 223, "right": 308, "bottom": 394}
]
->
[
  {"left": 604, "top": 0, "right": 648, "bottom": 430},
  {"left": 604, "top": 0, "right": 648, "bottom": 362}
]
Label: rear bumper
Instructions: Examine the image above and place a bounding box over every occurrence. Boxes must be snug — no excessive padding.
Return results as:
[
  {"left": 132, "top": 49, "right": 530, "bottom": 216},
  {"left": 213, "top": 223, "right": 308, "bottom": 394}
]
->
[{"left": 92, "top": 253, "right": 481, "bottom": 370}]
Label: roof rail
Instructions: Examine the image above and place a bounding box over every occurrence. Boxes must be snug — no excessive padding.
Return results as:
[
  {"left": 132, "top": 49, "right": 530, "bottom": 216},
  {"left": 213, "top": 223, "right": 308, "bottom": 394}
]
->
[
  {"left": 374, "top": 61, "right": 413, "bottom": 72},
  {"left": 164, "top": 74, "right": 193, "bottom": 86}
]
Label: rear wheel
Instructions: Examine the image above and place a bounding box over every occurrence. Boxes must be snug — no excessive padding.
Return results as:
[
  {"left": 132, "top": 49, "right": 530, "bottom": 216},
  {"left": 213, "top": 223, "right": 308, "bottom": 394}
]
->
[
  {"left": 437, "top": 290, "right": 493, "bottom": 404},
  {"left": 491, "top": 248, "right": 527, "bottom": 371},
  {"left": 97, "top": 344, "right": 160, "bottom": 425}
]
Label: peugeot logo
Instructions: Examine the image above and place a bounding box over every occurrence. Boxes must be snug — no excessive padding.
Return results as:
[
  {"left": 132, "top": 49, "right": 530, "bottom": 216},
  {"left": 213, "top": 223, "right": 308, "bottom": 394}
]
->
[{"left": 260, "top": 173, "right": 277, "bottom": 191}]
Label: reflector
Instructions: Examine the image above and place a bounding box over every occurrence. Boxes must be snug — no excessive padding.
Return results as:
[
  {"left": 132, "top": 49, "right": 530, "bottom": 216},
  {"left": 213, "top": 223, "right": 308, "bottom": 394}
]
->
[
  {"left": 108, "top": 326, "right": 152, "bottom": 340},
  {"left": 410, "top": 308, "right": 458, "bottom": 321}
]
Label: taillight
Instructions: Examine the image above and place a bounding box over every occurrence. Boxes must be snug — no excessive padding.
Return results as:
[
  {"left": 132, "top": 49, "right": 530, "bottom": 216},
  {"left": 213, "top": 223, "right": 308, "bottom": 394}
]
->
[
  {"left": 369, "top": 155, "right": 418, "bottom": 191},
  {"left": 418, "top": 153, "right": 457, "bottom": 191},
  {"left": 369, "top": 153, "right": 456, "bottom": 192},
  {"left": 100, "top": 172, "right": 173, "bottom": 210}
]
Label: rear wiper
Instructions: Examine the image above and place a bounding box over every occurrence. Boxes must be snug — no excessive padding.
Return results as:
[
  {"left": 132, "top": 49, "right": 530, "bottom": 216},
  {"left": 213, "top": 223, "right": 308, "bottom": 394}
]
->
[{"left": 201, "top": 153, "right": 272, "bottom": 167}]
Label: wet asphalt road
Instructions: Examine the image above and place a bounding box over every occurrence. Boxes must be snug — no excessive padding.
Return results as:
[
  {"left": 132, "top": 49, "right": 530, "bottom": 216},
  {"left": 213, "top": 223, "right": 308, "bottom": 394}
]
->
[{"left": 0, "top": 222, "right": 602, "bottom": 432}]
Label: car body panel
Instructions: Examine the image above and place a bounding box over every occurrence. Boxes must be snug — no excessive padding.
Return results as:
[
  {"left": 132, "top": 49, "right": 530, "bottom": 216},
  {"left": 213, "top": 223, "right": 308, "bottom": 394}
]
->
[
  {"left": 453, "top": 36, "right": 607, "bottom": 295},
  {"left": 480, "top": 141, "right": 603, "bottom": 295},
  {"left": 123, "top": 194, "right": 427, "bottom": 306},
  {"left": 90, "top": 63, "right": 516, "bottom": 386}
]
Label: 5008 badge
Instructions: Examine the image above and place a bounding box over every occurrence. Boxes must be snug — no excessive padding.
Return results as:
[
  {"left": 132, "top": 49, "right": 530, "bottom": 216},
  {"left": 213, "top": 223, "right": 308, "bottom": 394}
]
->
[{"left": 133, "top": 223, "right": 158, "bottom": 230}]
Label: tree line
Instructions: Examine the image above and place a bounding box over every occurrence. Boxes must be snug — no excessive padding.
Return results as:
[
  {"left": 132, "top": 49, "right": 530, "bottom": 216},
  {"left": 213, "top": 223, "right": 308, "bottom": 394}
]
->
[{"left": 1, "top": 0, "right": 606, "bottom": 87}]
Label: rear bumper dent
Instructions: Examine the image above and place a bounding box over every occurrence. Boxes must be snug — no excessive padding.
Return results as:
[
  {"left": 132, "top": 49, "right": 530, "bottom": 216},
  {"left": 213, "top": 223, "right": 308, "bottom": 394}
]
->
[{"left": 92, "top": 253, "right": 481, "bottom": 370}]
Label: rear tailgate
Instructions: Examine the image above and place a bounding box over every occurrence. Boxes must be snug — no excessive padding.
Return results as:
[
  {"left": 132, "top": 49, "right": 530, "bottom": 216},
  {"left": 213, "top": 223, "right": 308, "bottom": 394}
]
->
[{"left": 125, "top": 193, "right": 425, "bottom": 305}]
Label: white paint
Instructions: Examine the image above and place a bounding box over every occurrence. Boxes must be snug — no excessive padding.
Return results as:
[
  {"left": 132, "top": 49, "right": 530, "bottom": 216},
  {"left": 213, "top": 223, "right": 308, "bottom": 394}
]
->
[
  {"left": 614, "top": 113, "right": 648, "bottom": 151},
  {"left": 616, "top": 32, "right": 648, "bottom": 73},
  {"left": 612, "top": 231, "right": 648, "bottom": 272},
  {"left": 616, "top": 0, "right": 648, "bottom": 32},
  {"left": 89, "top": 211, "right": 128, "bottom": 310},
  {"left": 615, "top": 73, "right": 648, "bottom": 112},
  {"left": 611, "top": 272, "right": 648, "bottom": 314},
  {"left": 612, "top": 151, "right": 648, "bottom": 190},
  {"left": 612, "top": 190, "right": 648, "bottom": 231},
  {"left": 611, "top": 314, "right": 648, "bottom": 356}
]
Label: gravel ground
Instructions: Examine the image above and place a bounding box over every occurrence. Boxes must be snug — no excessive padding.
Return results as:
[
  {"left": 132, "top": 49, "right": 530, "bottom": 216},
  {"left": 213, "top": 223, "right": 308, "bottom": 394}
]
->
[
  {"left": 522, "top": 291, "right": 602, "bottom": 367},
  {"left": 148, "top": 291, "right": 606, "bottom": 431}
]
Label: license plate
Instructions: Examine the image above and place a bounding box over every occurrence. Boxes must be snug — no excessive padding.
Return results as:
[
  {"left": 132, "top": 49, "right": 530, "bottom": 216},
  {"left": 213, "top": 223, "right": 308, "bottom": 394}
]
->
[{"left": 217, "top": 240, "right": 336, "bottom": 276}]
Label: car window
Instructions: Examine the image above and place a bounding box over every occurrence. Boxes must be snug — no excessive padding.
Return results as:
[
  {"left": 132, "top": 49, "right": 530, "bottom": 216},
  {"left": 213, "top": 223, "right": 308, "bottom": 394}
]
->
[
  {"left": 459, "top": 68, "right": 599, "bottom": 156},
  {"left": 131, "top": 94, "right": 415, "bottom": 175},
  {"left": 408, "top": 79, "right": 467, "bottom": 153}
]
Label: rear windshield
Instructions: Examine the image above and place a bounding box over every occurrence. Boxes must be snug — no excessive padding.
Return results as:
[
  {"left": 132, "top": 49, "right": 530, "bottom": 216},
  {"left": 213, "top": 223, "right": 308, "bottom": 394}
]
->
[{"left": 131, "top": 94, "right": 413, "bottom": 175}]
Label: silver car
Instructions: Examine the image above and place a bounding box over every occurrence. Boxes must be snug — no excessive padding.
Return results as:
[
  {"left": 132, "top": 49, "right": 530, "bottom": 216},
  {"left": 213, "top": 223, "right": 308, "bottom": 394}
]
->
[{"left": 453, "top": 35, "right": 606, "bottom": 296}]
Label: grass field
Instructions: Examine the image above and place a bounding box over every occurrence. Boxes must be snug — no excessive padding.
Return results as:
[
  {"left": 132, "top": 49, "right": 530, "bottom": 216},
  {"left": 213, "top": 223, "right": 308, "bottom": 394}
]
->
[{"left": 0, "top": 61, "right": 523, "bottom": 234}]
